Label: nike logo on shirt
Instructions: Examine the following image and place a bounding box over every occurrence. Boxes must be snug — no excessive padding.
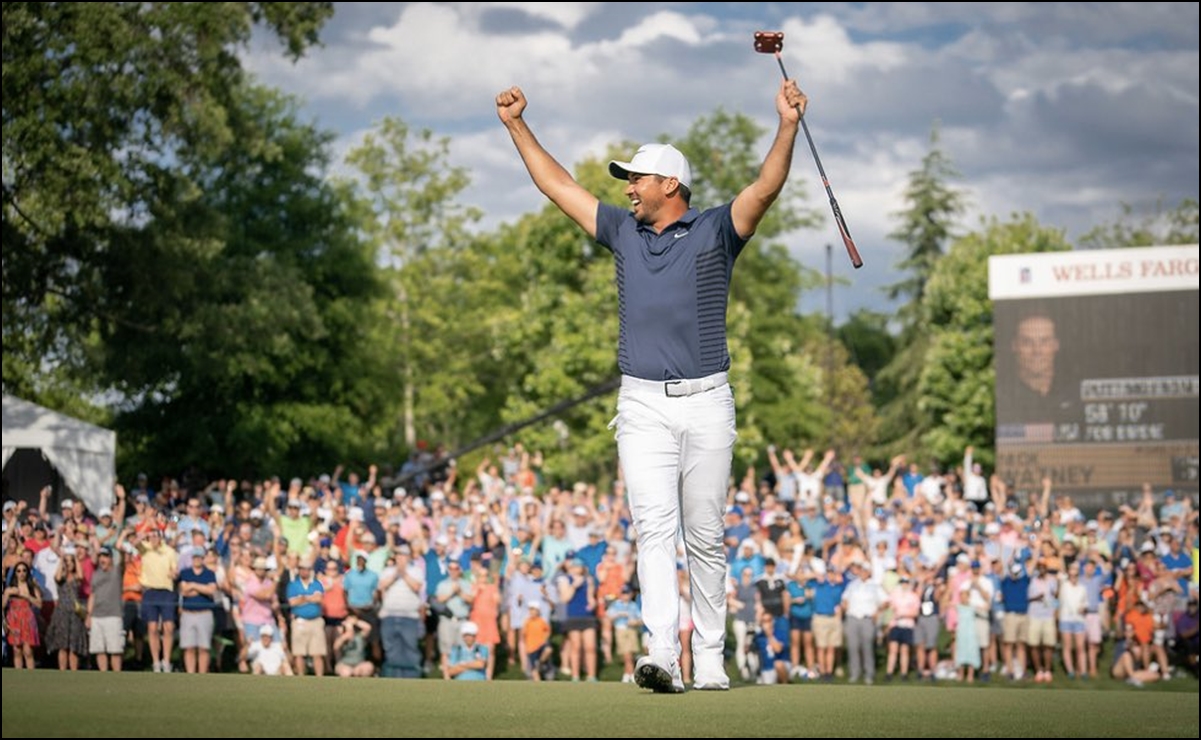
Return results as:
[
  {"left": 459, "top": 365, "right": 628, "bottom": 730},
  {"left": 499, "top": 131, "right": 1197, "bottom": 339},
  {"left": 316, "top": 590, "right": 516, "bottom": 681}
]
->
[{"left": 674, "top": 230, "right": 689, "bottom": 239}]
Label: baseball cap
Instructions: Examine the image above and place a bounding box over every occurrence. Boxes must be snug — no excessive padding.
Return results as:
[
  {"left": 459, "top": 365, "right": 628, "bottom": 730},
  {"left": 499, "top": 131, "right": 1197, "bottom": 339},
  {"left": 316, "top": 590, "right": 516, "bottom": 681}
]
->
[
  {"left": 98, "top": 507, "right": 113, "bottom": 518},
  {"left": 734, "top": 491, "right": 751, "bottom": 504},
  {"left": 2, "top": 501, "right": 15, "bottom": 513},
  {"left": 571, "top": 505, "right": 588, "bottom": 517},
  {"left": 250, "top": 508, "right": 264, "bottom": 519},
  {"left": 98, "top": 546, "right": 114, "bottom": 557},
  {"left": 1010, "top": 563, "right": 1023, "bottom": 576},
  {"left": 460, "top": 621, "right": 479, "bottom": 637},
  {"left": 260, "top": 624, "right": 275, "bottom": 637},
  {"left": 60, "top": 498, "right": 74, "bottom": 509},
  {"left": 252, "top": 557, "right": 269, "bottom": 570},
  {"left": 608, "top": 143, "right": 692, "bottom": 189}
]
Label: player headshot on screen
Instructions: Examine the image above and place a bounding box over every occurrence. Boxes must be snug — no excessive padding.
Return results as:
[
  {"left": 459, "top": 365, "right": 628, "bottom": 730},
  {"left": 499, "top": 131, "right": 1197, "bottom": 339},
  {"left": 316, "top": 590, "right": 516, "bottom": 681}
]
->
[
  {"left": 1000, "top": 311, "right": 1076, "bottom": 424},
  {"left": 1013, "top": 313, "right": 1059, "bottom": 397}
]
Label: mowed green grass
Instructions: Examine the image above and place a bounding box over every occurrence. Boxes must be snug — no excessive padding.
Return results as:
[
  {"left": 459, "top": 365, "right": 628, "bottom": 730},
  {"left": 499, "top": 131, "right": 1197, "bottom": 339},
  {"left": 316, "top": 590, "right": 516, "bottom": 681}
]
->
[{"left": 1, "top": 670, "right": 1197, "bottom": 738}]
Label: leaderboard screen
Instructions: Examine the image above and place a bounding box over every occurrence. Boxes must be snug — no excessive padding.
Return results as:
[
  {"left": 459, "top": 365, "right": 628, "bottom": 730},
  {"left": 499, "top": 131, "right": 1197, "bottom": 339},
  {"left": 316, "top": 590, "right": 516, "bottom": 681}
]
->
[{"left": 989, "top": 245, "right": 1199, "bottom": 500}]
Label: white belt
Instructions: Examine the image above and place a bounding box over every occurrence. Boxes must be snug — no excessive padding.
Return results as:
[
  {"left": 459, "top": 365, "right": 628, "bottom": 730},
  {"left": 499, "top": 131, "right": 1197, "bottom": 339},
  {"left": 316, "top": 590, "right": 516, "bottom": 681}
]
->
[{"left": 622, "top": 371, "right": 728, "bottom": 398}]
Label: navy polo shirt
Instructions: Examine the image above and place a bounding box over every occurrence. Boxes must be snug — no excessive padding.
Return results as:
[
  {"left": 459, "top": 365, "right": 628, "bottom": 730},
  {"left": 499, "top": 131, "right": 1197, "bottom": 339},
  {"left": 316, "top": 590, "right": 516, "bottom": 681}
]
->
[{"left": 594, "top": 201, "right": 748, "bottom": 381}]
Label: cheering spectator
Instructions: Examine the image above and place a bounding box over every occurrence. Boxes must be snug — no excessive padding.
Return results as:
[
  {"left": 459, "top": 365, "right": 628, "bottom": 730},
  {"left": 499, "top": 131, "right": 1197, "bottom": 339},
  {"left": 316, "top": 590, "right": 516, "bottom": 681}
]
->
[
  {"left": 3, "top": 560, "right": 43, "bottom": 669},
  {"left": 44, "top": 548, "right": 88, "bottom": 670},
  {"left": 378, "top": 544, "right": 425, "bottom": 678},
  {"left": 752, "top": 610, "right": 790, "bottom": 684},
  {"left": 87, "top": 546, "right": 125, "bottom": 671}
]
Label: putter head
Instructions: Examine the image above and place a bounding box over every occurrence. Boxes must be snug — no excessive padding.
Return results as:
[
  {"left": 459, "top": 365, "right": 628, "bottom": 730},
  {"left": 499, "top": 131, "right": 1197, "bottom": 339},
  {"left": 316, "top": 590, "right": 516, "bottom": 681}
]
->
[{"left": 754, "top": 31, "right": 784, "bottom": 54}]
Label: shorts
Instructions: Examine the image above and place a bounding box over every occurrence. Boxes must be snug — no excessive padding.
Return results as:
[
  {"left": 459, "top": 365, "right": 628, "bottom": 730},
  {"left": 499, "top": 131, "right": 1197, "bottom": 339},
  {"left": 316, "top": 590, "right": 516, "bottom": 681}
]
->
[
  {"left": 140, "top": 589, "right": 177, "bottom": 625},
  {"left": 615, "top": 627, "right": 640, "bottom": 655},
  {"left": 526, "top": 643, "right": 549, "bottom": 671},
  {"left": 179, "top": 610, "right": 214, "bottom": 649},
  {"left": 915, "top": 615, "right": 941, "bottom": 649},
  {"left": 123, "top": 600, "right": 145, "bottom": 636},
  {"left": 1084, "top": 613, "right": 1103, "bottom": 644},
  {"left": 564, "top": 616, "right": 598, "bottom": 633},
  {"left": 813, "top": 615, "right": 842, "bottom": 649},
  {"left": 789, "top": 615, "right": 813, "bottom": 633},
  {"left": 1002, "top": 613, "right": 1028, "bottom": 644},
  {"left": 291, "top": 616, "right": 327, "bottom": 657},
  {"left": 89, "top": 616, "right": 125, "bottom": 655},
  {"left": 1027, "top": 618, "right": 1057, "bottom": 647},
  {"left": 887, "top": 626, "right": 914, "bottom": 646},
  {"left": 1060, "top": 620, "right": 1085, "bottom": 635}
]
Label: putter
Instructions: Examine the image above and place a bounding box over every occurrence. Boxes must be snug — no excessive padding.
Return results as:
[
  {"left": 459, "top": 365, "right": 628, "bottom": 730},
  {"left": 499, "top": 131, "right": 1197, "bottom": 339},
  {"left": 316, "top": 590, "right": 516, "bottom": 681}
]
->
[{"left": 755, "top": 31, "right": 863, "bottom": 269}]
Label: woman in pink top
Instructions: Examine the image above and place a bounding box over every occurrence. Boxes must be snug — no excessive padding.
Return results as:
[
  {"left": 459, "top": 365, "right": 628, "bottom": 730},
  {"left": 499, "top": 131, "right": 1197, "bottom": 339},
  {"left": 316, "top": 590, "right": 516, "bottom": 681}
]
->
[{"left": 885, "top": 577, "right": 921, "bottom": 679}]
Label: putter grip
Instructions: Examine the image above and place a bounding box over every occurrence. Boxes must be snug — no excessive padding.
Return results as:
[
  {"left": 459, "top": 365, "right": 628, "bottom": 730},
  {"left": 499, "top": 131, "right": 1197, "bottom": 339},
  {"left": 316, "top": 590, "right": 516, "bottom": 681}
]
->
[{"left": 830, "top": 198, "right": 864, "bottom": 269}]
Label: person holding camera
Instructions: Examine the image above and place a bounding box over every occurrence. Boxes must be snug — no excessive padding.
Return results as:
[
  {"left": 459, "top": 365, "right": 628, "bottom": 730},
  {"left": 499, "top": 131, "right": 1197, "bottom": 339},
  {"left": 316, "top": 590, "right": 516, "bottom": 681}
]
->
[{"left": 333, "top": 614, "right": 375, "bottom": 677}]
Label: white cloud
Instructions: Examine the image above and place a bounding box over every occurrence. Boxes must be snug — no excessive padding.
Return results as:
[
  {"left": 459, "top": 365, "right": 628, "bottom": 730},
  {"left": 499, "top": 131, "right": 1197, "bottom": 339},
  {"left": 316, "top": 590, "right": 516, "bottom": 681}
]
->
[{"left": 245, "top": 2, "right": 1198, "bottom": 321}]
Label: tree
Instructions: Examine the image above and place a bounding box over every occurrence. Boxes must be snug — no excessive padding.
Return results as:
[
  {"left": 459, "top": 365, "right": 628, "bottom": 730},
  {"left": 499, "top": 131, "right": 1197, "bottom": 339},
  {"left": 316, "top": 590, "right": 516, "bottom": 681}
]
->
[
  {"left": 918, "top": 214, "right": 1071, "bottom": 467},
  {"left": 884, "top": 124, "right": 969, "bottom": 314},
  {"left": 105, "top": 84, "right": 385, "bottom": 479},
  {"left": 876, "top": 125, "right": 969, "bottom": 457},
  {"left": 836, "top": 309, "right": 897, "bottom": 405},
  {"left": 2, "top": 2, "right": 337, "bottom": 471},
  {"left": 1078, "top": 197, "right": 1199, "bottom": 249},
  {"left": 344, "top": 118, "right": 482, "bottom": 452}
]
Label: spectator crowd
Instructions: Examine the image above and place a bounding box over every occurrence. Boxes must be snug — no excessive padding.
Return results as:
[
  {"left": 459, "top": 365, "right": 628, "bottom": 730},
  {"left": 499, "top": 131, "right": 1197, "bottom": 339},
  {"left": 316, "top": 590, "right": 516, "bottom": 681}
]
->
[{"left": 3, "top": 442, "right": 1198, "bottom": 689}]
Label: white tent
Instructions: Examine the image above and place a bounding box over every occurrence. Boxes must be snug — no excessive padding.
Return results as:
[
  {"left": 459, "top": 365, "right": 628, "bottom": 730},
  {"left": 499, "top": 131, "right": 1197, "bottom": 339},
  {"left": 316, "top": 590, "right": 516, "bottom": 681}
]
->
[{"left": 2, "top": 395, "right": 116, "bottom": 514}]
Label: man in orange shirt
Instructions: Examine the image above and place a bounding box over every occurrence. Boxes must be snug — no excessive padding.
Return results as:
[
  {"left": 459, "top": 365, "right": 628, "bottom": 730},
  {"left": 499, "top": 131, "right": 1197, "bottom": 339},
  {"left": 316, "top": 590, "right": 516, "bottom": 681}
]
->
[{"left": 120, "top": 535, "right": 146, "bottom": 668}]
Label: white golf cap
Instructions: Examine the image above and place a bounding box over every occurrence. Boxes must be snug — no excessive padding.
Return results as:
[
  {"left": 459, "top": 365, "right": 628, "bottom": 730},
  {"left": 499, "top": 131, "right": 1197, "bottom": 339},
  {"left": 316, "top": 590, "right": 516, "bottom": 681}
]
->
[
  {"left": 460, "top": 621, "right": 479, "bottom": 637},
  {"left": 609, "top": 143, "right": 692, "bottom": 189}
]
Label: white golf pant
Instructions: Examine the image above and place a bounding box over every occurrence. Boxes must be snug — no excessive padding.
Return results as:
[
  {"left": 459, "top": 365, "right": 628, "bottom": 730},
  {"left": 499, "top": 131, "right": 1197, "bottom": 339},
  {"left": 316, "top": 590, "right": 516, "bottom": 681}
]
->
[{"left": 614, "top": 372, "right": 735, "bottom": 663}]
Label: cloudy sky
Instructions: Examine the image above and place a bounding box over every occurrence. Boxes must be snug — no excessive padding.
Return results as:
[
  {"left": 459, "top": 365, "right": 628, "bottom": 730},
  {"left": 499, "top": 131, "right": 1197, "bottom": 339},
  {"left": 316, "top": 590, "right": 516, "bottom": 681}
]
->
[{"left": 246, "top": 2, "right": 1199, "bottom": 320}]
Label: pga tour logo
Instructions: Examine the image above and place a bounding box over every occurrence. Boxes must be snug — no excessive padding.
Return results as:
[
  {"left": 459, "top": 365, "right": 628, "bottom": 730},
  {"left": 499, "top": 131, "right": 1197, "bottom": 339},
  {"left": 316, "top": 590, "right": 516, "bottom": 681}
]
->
[{"left": 1019, "top": 267, "right": 1032, "bottom": 283}]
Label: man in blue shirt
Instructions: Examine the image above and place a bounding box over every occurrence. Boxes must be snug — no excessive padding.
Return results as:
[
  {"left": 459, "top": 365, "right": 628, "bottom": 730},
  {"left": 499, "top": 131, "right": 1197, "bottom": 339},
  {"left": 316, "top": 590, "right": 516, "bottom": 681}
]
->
[
  {"left": 287, "top": 560, "right": 326, "bottom": 676},
  {"left": 498, "top": 75, "right": 808, "bottom": 694},
  {"left": 178, "top": 548, "right": 218, "bottom": 674},
  {"left": 1000, "top": 562, "right": 1031, "bottom": 680}
]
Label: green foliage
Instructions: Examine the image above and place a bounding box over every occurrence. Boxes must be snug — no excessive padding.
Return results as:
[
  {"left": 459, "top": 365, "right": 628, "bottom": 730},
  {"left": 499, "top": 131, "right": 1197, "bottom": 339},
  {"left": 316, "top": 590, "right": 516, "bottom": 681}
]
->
[
  {"left": 836, "top": 309, "right": 898, "bottom": 405},
  {"left": 918, "top": 214, "right": 1071, "bottom": 466},
  {"left": 876, "top": 125, "right": 969, "bottom": 459},
  {"left": 1, "top": 3, "right": 388, "bottom": 480},
  {"left": 1078, "top": 197, "right": 1199, "bottom": 249},
  {"left": 885, "top": 124, "right": 969, "bottom": 314},
  {"left": 343, "top": 118, "right": 484, "bottom": 455}
]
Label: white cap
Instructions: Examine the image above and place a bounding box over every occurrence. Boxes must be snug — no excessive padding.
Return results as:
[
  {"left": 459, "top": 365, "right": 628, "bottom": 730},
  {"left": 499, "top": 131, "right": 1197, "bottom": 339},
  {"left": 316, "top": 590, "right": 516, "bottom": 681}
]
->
[
  {"left": 435, "top": 534, "right": 450, "bottom": 547},
  {"left": 60, "top": 498, "right": 74, "bottom": 509},
  {"left": 609, "top": 143, "right": 692, "bottom": 189},
  {"left": 373, "top": 497, "right": 388, "bottom": 509},
  {"left": 250, "top": 508, "right": 264, "bottom": 519},
  {"left": 2, "top": 501, "right": 16, "bottom": 512},
  {"left": 210, "top": 503, "right": 225, "bottom": 514},
  {"left": 98, "top": 507, "right": 113, "bottom": 518},
  {"left": 260, "top": 624, "right": 275, "bottom": 637},
  {"left": 734, "top": 491, "right": 751, "bottom": 503},
  {"left": 460, "top": 621, "right": 479, "bottom": 637},
  {"left": 571, "top": 505, "right": 588, "bottom": 517},
  {"left": 347, "top": 506, "right": 365, "bottom": 522}
]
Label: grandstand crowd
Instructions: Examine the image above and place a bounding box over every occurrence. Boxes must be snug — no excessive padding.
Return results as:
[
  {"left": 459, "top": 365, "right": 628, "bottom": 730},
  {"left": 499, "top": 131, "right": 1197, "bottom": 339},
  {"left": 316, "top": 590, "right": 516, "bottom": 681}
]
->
[{"left": 3, "top": 442, "right": 1198, "bottom": 688}]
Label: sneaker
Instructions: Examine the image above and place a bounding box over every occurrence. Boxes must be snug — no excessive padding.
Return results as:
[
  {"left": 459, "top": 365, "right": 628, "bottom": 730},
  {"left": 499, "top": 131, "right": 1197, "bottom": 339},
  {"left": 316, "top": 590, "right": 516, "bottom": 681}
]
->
[
  {"left": 152, "top": 661, "right": 162, "bottom": 674},
  {"left": 635, "top": 654, "right": 685, "bottom": 694},
  {"left": 1126, "top": 676, "right": 1145, "bottom": 688},
  {"left": 160, "top": 661, "right": 172, "bottom": 674}
]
